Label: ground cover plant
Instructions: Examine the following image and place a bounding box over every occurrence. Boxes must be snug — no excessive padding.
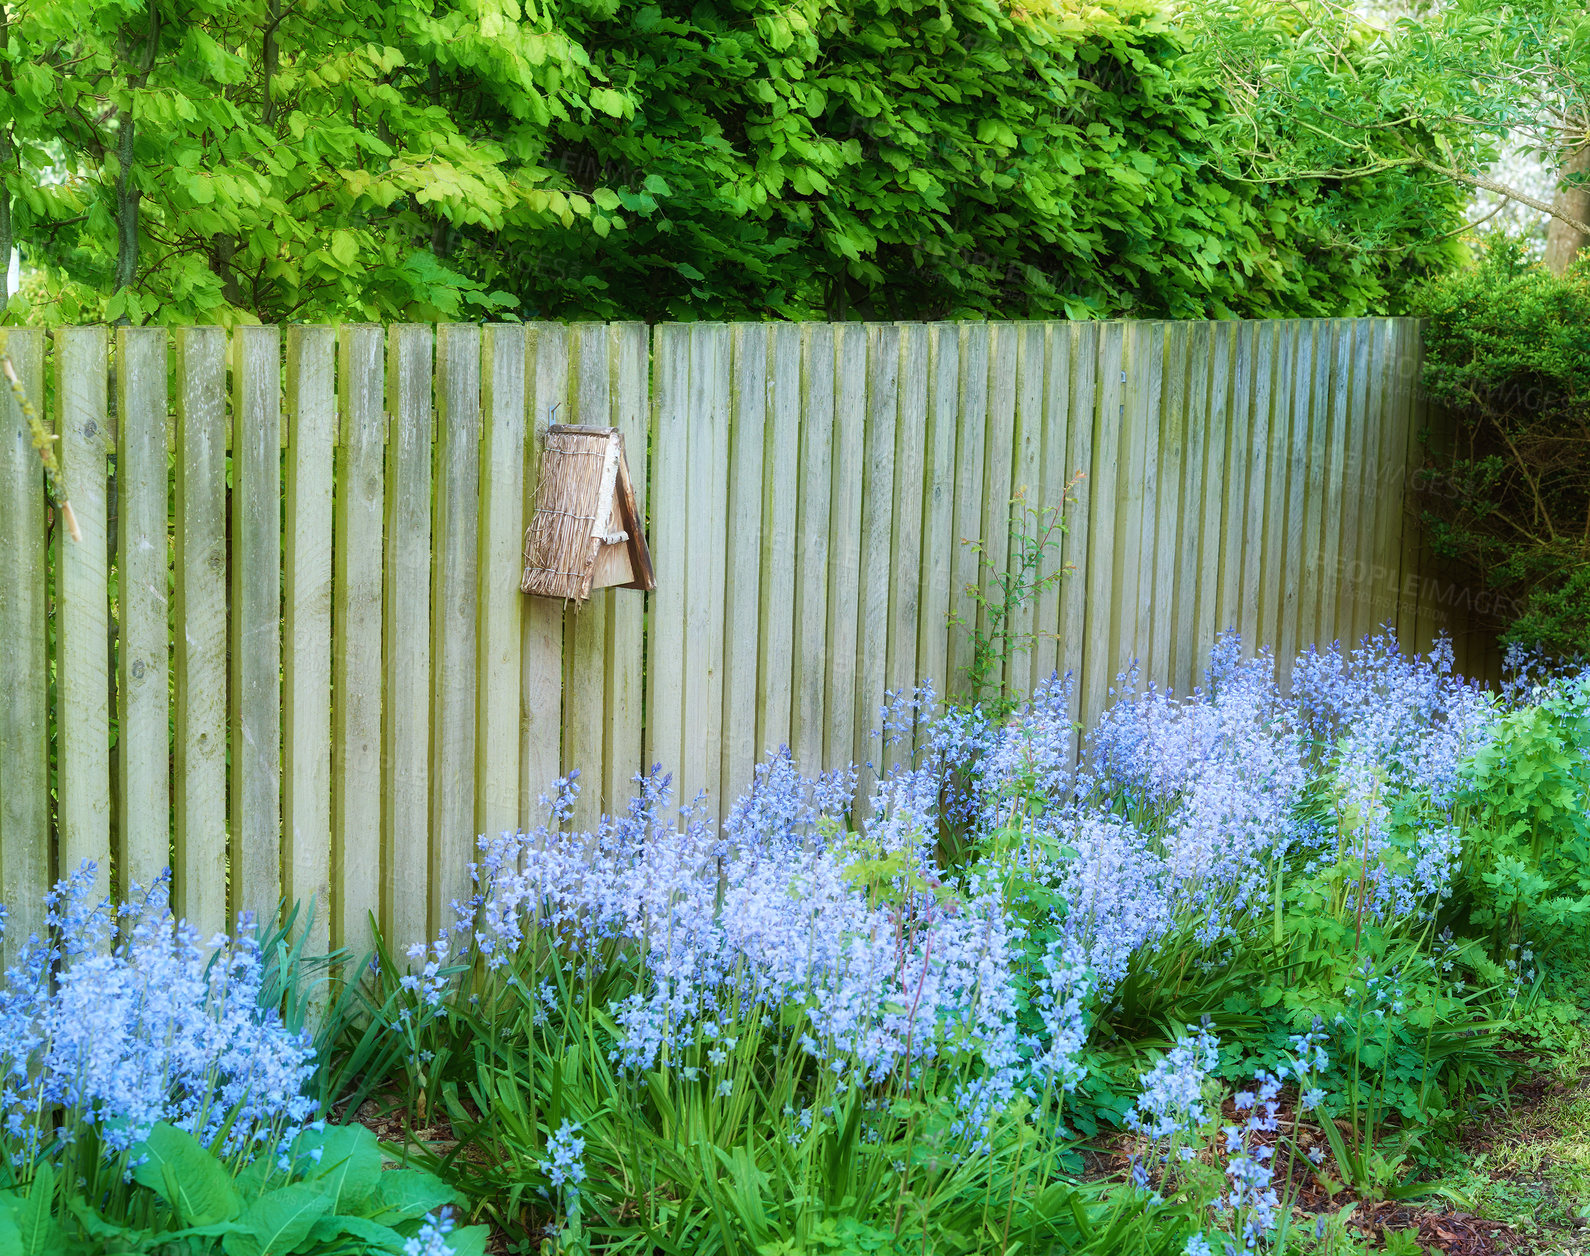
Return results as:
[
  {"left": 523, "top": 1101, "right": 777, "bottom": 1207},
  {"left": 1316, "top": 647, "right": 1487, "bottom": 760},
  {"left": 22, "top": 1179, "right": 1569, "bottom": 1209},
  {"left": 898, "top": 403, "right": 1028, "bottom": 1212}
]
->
[
  {"left": 343, "top": 632, "right": 1590, "bottom": 1254},
  {"left": 2, "top": 631, "right": 1587, "bottom": 1255}
]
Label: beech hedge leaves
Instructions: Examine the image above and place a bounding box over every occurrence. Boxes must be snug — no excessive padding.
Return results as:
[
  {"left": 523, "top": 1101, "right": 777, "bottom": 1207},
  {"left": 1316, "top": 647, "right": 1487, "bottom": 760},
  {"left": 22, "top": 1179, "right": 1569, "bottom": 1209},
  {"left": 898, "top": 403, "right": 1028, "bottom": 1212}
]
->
[{"left": 0, "top": 0, "right": 1470, "bottom": 323}]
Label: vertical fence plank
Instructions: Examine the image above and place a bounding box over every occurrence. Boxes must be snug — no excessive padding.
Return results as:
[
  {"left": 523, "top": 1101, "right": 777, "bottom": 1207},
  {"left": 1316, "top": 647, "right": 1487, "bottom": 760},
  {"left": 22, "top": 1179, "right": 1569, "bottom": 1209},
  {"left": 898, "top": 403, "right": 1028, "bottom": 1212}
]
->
[
  {"left": 383, "top": 325, "right": 432, "bottom": 947},
  {"left": 1080, "top": 323, "right": 1123, "bottom": 729},
  {"left": 916, "top": 324, "right": 960, "bottom": 700},
  {"left": 523, "top": 325, "right": 568, "bottom": 826},
  {"left": 979, "top": 325, "right": 1018, "bottom": 694},
  {"left": 55, "top": 326, "right": 112, "bottom": 886},
  {"left": 1339, "top": 319, "right": 1376, "bottom": 646},
  {"left": 824, "top": 325, "right": 865, "bottom": 773},
  {"left": 1366, "top": 320, "right": 1400, "bottom": 637},
  {"left": 1030, "top": 322, "right": 1071, "bottom": 692},
  {"left": 1110, "top": 321, "right": 1154, "bottom": 690},
  {"left": 1239, "top": 322, "right": 1276, "bottom": 653},
  {"left": 854, "top": 323, "right": 899, "bottom": 803},
  {"left": 431, "top": 324, "right": 480, "bottom": 925},
  {"left": 890, "top": 324, "right": 928, "bottom": 756},
  {"left": 1192, "top": 323, "right": 1232, "bottom": 674},
  {"left": 1315, "top": 320, "right": 1351, "bottom": 650},
  {"left": 1260, "top": 323, "right": 1297, "bottom": 667},
  {"left": 644, "top": 325, "right": 687, "bottom": 800},
  {"left": 1297, "top": 321, "right": 1333, "bottom": 656},
  {"left": 477, "top": 325, "right": 526, "bottom": 841},
  {"left": 886, "top": 323, "right": 927, "bottom": 770},
  {"left": 1060, "top": 323, "right": 1098, "bottom": 748},
  {"left": 116, "top": 327, "right": 169, "bottom": 892},
  {"left": 1151, "top": 321, "right": 1188, "bottom": 693},
  {"left": 757, "top": 324, "right": 801, "bottom": 759},
  {"left": 1217, "top": 322, "right": 1255, "bottom": 646},
  {"left": 332, "top": 326, "right": 385, "bottom": 955},
  {"left": 563, "top": 323, "right": 609, "bottom": 829},
  {"left": 230, "top": 325, "right": 282, "bottom": 927},
  {"left": 1007, "top": 322, "right": 1046, "bottom": 697},
  {"left": 722, "top": 323, "right": 768, "bottom": 806},
  {"left": 947, "top": 323, "right": 989, "bottom": 701},
  {"left": 791, "top": 323, "right": 834, "bottom": 774},
  {"left": 1278, "top": 321, "right": 1314, "bottom": 682},
  {"left": 1173, "top": 324, "right": 1211, "bottom": 693},
  {"left": 605, "top": 323, "right": 650, "bottom": 810},
  {"left": 0, "top": 328, "right": 48, "bottom": 947},
  {"left": 682, "top": 324, "right": 730, "bottom": 811},
  {"left": 173, "top": 329, "right": 229, "bottom": 939},
  {"left": 283, "top": 326, "right": 335, "bottom": 955}
]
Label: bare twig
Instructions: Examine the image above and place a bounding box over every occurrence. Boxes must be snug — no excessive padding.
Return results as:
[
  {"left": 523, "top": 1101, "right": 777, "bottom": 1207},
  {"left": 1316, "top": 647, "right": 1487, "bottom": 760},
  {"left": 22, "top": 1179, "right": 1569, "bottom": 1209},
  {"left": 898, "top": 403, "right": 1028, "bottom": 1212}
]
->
[{"left": 0, "top": 351, "right": 80, "bottom": 542}]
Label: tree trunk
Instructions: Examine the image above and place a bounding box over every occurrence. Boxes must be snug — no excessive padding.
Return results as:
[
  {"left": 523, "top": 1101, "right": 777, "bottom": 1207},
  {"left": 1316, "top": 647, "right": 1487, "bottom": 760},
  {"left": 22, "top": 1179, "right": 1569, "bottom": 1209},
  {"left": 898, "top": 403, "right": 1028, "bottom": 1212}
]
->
[{"left": 1544, "top": 146, "right": 1590, "bottom": 276}]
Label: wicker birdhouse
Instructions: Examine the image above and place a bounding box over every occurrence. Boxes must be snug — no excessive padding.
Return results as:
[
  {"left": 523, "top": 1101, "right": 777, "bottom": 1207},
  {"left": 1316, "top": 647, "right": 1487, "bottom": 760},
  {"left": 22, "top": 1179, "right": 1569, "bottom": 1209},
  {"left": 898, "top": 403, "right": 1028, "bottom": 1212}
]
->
[{"left": 521, "top": 425, "right": 655, "bottom": 602}]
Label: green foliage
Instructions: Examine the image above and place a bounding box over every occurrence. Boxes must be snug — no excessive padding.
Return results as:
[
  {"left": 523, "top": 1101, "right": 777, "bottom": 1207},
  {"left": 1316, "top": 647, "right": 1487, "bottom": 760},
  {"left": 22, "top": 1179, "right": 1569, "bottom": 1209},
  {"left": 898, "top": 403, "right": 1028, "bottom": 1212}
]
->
[
  {"left": 1409, "top": 238, "right": 1590, "bottom": 654},
  {"left": 1, "top": 0, "right": 1473, "bottom": 323},
  {"left": 1, "top": 1121, "right": 484, "bottom": 1255}
]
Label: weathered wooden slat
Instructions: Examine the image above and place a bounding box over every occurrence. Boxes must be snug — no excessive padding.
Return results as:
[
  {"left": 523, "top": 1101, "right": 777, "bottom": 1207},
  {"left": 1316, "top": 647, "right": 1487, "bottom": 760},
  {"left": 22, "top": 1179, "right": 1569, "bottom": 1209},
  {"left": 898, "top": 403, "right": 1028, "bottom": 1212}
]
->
[
  {"left": 1339, "top": 319, "right": 1376, "bottom": 646},
  {"left": 915, "top": 323, "right": 960, "bottom": 700},
  {"left": 643, "top": 325, "right": 687, "bottom": 802},
  {"left": 722, "top": 323, "right": 768, "bottom": 807},
  {"left": 0, "top": 328, "right": 48, "bottom": 948},
  {"left": 1173, "top": 324, "right": 1211, "bottom": 692},
  {"left": 1007, "top": 322, "right": 1046, "bottom": 697},
  {"left": 1059, "top": 322, "right": 1098, "bottom": 749},
  {"left": 757, "top": 324, "right": 801, "bottom": 759},
  {"left": 431, "top": 324, "right": 481, "bottom": 926},
  {"left": 1217, "top": 322, "right": 1255, "bottom": 649},
  {"left": 791, "top": 323, "right": 834, "bottom": 774},
  {"left": 1110, "top": 321, "right": 1154, "bottom": 691},
  {"left": 231, "top": 325, "right": 283, "bottom": 927},
  {"left": 603, "top": 322, "right": 649, "bottom": 811},
  {"left": 55, "top": 326, "right": 112, "bottom": 887},
  {"left": 1239, "top": 322, "right": 1277, "bottom": 653},
  {"left": 476, "top": 325, "right": 526, "bottom": 842},
  {"left": 824, "top": 325, "right": 865, "bottom": 772},
  {"left": 1365, "top": 320, "right": 1400, "bottom": 637},
  {"left": 563, "top": 323, "right": 609, "bottom": 830},
  {"left": 679, "top": 325, "right": 730, "bottom": 812},
  {"left": 332, "top": 325, "right": 385, "bottom": 955},
  {"left": 1030, "top": 322, "right": 1071, "bottom": 692},
  {"left": 854, "top": 322, "right": 899, "bottom": 800},
  {"left": 523, "top": 324, "right": 569, "bottom": 827},
  {"left": 283, "top": 325, "right": 335, "bottom": 957},
  {"left": 116, "top": 327, "right": 170, "bottom": 893},
  {"left": 978, "top": 325, "right": 1018, "bottom": 698},
  {"left": 173, "top": 329, "right": 229, "bottom": 939},
  {"left": 1278, "top": 321, "right": 1314, "bottom": 682},
  {"left": 1151, "top": 321, "right": 1188, "bottom": 693},
  {"left": 885, "top": 323, "right": 927, "bottom": 771},
  {"left": 383, "top": 325, "right": 432, "bottom": 948},
  {"left": 1315, "top": 320, "right": 1352, "bottom": 651},
  {"left": 1192, "top": 323, "right": 1232, "bottom": 675},
  {"left": 1297, "top": 321, "right": 1332, "bottom": 657},
  {"left": 1079, "top": 322, "right": 1123, "bottom": 729},
  {"left": 1259, "top": 322, "right": 1297, "bottom": 666},
  {"left": 946, "top": 323, "right": 990, "bottom": 700}
]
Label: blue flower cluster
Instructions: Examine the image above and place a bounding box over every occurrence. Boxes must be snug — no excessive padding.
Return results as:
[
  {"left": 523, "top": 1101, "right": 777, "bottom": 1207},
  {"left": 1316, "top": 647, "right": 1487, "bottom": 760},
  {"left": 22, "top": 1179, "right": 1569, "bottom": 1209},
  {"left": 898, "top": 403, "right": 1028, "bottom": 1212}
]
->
[{"left": 0, "top": 864, "right": 317, "bottom": 1173}]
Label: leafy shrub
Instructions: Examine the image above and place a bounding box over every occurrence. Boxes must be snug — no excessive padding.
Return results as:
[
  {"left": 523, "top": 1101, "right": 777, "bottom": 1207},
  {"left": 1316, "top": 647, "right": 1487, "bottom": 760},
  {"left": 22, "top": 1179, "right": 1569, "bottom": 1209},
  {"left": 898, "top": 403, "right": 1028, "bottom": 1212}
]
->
[{"left": 1410, "top": 237, "right": 1590, "bottom": 654}]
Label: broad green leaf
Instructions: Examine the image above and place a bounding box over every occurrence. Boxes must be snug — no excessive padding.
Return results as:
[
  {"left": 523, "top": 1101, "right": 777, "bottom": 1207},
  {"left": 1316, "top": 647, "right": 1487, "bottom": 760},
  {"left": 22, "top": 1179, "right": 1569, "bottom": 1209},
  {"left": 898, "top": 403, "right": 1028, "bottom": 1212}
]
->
[
  {"left": 222, "top": 1182, "right": 332, "bottom": 1256},
  {"left": 132, "top": 1123, "right": 241, "bottom": 1227}
]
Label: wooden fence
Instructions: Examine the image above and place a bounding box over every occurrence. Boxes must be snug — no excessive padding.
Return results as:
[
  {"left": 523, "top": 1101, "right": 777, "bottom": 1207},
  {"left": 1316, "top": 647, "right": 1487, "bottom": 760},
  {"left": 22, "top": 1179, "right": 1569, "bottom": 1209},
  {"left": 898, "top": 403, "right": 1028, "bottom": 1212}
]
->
[{"left": 0, "top": 318, "right": 1492, "bottom": 957}]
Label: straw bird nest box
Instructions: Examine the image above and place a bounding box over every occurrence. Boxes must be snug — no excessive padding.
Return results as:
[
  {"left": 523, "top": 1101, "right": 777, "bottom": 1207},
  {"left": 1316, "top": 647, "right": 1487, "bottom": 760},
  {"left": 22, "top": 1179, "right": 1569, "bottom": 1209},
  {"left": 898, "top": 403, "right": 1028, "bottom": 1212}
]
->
[{"left": 522, "top": 425, "right": 655, "bottom": 603}]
